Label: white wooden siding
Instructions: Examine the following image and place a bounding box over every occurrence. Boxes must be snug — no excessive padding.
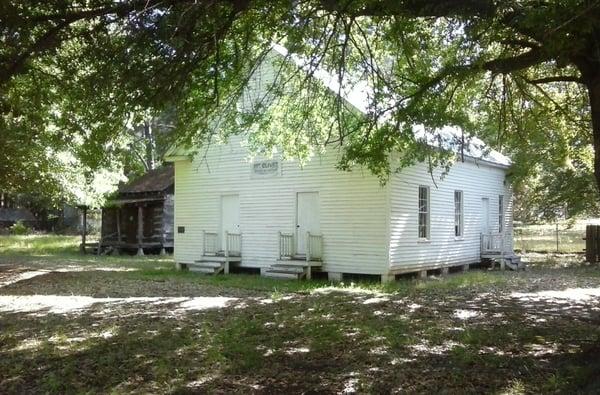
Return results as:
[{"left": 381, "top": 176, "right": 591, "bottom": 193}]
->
[
  {"left": 389, "top": 159, "right": 513, "bottom": 270},
  {"left": 172, "top": 47, "right": 514, "bottom": 276},
  {"left": 173, "top": 135, "right": 390, "bottom": 274}
]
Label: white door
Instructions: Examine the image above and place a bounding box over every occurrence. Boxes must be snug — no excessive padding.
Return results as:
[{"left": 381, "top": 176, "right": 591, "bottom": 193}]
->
[
  {"left": 221, "top": 194, "right": 240, "bottom": 249},
  {"left": 481, "top": 197, "right": 489, "bottom": 234},
  {"left": 296, "top": 192, "right": 320, "bottom": 255}
]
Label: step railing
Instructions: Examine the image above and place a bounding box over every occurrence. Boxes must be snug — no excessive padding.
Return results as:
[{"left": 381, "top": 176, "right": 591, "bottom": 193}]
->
[
  {"left": 306, "top": 232, "right": 323, "bottom": 261},
  {"left": 225, "top": 231, "right": 242, "bottom": 257},
  {"left": 203, "top": 231, "right": 219, "bottom": 255},
  {"left": 481, "top": 233, "right": 505, "bottom": 255},
  {"left": 279, "top": 232, "right": 294, "bottom": 259}
]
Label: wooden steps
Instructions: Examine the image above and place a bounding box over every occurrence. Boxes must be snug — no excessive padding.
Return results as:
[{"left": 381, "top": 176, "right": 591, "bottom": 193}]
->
[
  {"left": 184, "top": 254, "right": 243, "bottom": 275},
  {"left": 483, "top": 254, "right": 525, "bottom": 271},
  {"left": 503, "top": 255, "right": 525, "bottom": 271},
  {"left": 263, "top": 259, "right": 322, "bottom": 280},
  {"left": 188, "top": 260, "right": 225, "bottom": 275}
]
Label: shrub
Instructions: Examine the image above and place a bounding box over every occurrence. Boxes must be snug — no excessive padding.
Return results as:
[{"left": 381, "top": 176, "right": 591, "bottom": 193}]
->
[{"left": 10, "top": 220, "right": 29, "bottom": 235}]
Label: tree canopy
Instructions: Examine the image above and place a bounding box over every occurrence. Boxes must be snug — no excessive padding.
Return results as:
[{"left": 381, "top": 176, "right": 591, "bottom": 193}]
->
[{"left": 1, "top": 1, "right": 598, "bottom": 216}]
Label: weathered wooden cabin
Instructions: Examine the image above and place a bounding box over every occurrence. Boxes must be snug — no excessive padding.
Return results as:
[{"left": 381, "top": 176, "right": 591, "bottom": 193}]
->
[{"left": 99, "top": 166, "right": 174, "bottom": 255}]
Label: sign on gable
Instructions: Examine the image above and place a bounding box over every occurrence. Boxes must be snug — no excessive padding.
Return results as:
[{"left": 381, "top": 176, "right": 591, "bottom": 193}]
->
[{"left": 251, "top": 160, "right": 280, "bottom": 177}]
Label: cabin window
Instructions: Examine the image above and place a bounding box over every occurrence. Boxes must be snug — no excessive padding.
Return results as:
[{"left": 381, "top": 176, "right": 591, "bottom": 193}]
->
[
  {"left": 498, "top": 195, "right": 504, "bottom": 233},
  {"left": 454, "top": 190, "right": 463, "bottom": 237},
  {"left": 418, "top": 186, "right": 430, "bottom": 239}
]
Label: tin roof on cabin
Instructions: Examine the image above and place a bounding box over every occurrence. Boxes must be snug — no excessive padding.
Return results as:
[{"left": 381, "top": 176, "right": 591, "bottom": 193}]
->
[{"left": 118, "top": 165, "right": 174, "bottom": 194}]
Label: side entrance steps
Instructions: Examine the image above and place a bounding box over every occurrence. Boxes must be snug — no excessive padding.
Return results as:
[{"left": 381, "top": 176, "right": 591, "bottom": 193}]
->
[
  {"left": 482, "top": 254, "right": 525, "bottom": 271},
  {"left": 183, "top": 254, "right": 242, "bottom": 275},
  {"left": 502, "top": 255, "right": 525, "bottom": 271},
  {"left": 263, "top": 255, "right": 322, "bottom": 280},
  {"left": 187, "top": 260, "right": 225, "bottom": 275}
]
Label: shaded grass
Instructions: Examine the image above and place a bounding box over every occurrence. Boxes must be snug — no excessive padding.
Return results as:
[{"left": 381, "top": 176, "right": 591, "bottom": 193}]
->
[
  {"left": 2, "top": 285, "right": 599, "bottom": 394},
  {"left": 128, "top": 267, "right": 510, "bottom": 296},
  {"left": 1, "top": 241, "right": 600, "bottom": 393}
]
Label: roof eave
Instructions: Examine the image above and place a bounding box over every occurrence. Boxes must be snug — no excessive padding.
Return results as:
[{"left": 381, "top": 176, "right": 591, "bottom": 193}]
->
[{"left": 461, "top": 154, "right": 511, "bottom": 170}]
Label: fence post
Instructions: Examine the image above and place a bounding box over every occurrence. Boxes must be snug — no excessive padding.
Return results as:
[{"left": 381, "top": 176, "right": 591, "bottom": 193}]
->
[
  {"left": 586, "top": 225, "right": 598, "bottom": 263},
  {"left": 596, "top": 226, "right": 600, "bottom": 263},
  {"left": 555, "top": 222, "right": 559, "bottom": 253}
]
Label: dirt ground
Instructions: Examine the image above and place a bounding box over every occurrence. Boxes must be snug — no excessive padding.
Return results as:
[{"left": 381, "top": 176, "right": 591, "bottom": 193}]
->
[{"left": 1, "top": 255, "right": 600, "bottom": 394}]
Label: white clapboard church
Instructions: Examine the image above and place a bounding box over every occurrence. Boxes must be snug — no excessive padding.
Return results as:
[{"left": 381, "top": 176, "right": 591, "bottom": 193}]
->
[{"left": 165, "top": 45, "right": 520, "bottom": 282}]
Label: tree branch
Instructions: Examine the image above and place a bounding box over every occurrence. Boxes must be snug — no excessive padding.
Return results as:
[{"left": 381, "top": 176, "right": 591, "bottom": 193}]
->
[
  {"left": 481, "top": 49, "right": 551, "bottom": 74},
  {"left": 524, "top": 75, "right": 583, "bottom": 84},
  {"left": 320, "top": 0, "right": 496, "bottom": 18}
]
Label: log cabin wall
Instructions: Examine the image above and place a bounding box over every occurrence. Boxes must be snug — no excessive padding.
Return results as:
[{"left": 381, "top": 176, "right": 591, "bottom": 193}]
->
[
  {"left": 102, "top": 203, "right": 165, "bottom": 245},
  {"left": 100, "top": 166, "right": 174, "bottom": 253}
]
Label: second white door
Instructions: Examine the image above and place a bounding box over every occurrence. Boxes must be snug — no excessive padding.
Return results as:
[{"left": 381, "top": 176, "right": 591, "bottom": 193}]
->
[
  {"left": 481, "top": 197, "right": 490, "bottom": 234},
  {"left": 296, "top": 192, "right": 320, "bottom": 254},
  {"left": 221, "top": 194, "right": 240, "bottom": 249}
]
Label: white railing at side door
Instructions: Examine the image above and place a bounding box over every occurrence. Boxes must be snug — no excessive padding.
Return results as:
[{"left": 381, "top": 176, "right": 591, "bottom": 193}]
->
[
  {"left": 279, "top": 231, "right": 294, "bottom": 259},
  {"left": 480, "top": 233, "right": 504, "bottom": 254},
  {"left": 203, "top": 231, "right": 219, "bottom": 255},
  {"left": 225, "top": 231, "right": 242, "bottom": 257},
  {"left": 306, "top": 231, "right": 323, "bottom": 261}
]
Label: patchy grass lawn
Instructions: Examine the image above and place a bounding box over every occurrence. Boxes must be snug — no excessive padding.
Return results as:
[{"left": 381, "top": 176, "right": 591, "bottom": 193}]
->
[
  {"left": 1, "top": 235, "right": 600, "bottom": 393},
  {"left": 0, "top": 234, "right": 81, "bottom": 255},
  {"left": 514, "top": 220, "right": 591, "bottom": 254}
]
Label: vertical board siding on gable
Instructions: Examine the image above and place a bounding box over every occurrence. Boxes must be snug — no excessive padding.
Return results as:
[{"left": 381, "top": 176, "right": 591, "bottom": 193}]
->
[
  {"left": 174, "top": 134, "right": 390, "bottom": 274},
  {"left": 389, "top": 160, "right": 512, "bottom": 269}
]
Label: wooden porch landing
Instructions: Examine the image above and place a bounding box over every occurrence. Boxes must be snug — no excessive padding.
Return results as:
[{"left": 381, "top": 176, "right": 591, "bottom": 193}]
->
[{"left": 481, "top": 233, "right": 524, "bottom": 271}]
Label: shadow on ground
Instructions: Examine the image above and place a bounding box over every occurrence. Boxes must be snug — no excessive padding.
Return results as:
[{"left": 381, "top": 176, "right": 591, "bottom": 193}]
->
[{"left": 1, "top": 265, "right": 600, "bottom": 394}]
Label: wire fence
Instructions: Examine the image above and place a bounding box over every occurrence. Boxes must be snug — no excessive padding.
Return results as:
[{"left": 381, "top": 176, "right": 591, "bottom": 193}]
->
[{"left": 514, "top": 221, "right": 589, "bottom": 254}]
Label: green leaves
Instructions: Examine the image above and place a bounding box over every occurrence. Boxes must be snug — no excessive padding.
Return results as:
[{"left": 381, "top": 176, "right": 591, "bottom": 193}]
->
[{"left": 1, "top": 0, "right": 599, "bottom": 216}]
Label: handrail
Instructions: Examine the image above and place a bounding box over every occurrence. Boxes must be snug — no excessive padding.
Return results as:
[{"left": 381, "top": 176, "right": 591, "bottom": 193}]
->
[
  {"left": 481, "top": 233, "right": 504, "bottom": 254},
  {"left": 225, "top": 231, "right": 242, "bottom": 257},
  {"left": 203, "top": 231, "right": 219, "bottom": 255},
  {"left": 306, "top": 231, "right": 323, "bottom": 261},
  {"left": 279, "top": 231, "right": 294, "bottom": 259}
]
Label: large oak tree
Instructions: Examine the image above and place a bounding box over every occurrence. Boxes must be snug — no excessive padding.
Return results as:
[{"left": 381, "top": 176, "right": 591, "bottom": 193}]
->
[{"left": 1, "top": 1, "right": 598, "bottom": 213}]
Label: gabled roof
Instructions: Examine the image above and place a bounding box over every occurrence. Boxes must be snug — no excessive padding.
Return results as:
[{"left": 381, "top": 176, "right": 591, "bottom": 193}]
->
[
  {"left": 119, "top": 165, "right": 174, "bottom": 194},
  {"left": 271, "top": 44, "right": 511, "bottom": 168},
  {"left": 165, "top": 45, "right": 511, "bottom": 169},
  {"left": 412, "top": 125, "right": 512, "bottom": 168}
]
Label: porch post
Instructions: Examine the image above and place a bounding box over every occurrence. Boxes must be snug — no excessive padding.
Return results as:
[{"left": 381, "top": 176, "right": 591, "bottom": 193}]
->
[
  {"left": 80, "top": 206, "right": 87, "bottom": 254},
  {"left": 306, "top": 231, "right": 311, "bottom": 262},
  {"left": 115, "top": 208, "right": 122, "bottom": 255},
  {"left": 224, "top": 231, "right": 230, "bottom": 274},
  {"left": 159, "top": 204, "right": 166, "bottom": 256},
  {"left": 137, "top": 205, "right": 144, "bottom": 256}
]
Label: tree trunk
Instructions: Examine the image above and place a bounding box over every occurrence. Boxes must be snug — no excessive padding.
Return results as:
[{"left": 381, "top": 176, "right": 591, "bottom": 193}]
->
[
  {"left": 587, "top": 74, "right": 600, "bottom": 195},
  {"left": 143, "top": 121, "right": 155, "bottom": 171},
  {"left": 577, "top": 51, "right": 600, "bottom": 196}
]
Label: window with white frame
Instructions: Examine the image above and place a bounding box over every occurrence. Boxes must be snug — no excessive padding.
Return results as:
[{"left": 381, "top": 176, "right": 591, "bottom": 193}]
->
[
  {"left": 498, "top": 195, "right": 504, "bottom": 233},
  {"left": 418, "top": 186, "right": 429, "bottom": 239},
  {"left": 454, "top": 190, "right": 463, "bottom": 237}
]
